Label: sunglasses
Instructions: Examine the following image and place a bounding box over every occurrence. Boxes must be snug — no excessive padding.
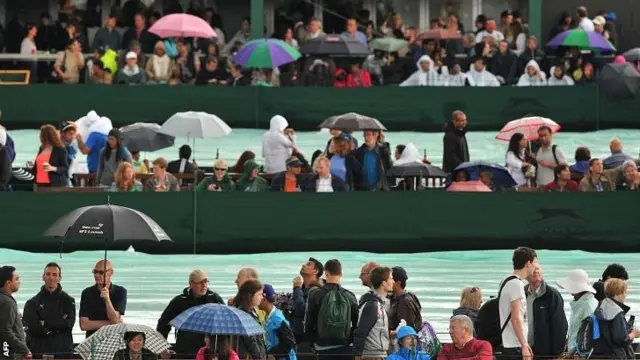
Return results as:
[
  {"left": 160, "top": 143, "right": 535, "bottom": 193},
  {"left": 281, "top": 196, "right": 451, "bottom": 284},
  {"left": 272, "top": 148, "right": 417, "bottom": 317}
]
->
[
  {"left": 214, "top": 168, "right": 227, "bottom": 171},
  {"left": 92, "top": 269, "right": 111, "bottom": 275}
]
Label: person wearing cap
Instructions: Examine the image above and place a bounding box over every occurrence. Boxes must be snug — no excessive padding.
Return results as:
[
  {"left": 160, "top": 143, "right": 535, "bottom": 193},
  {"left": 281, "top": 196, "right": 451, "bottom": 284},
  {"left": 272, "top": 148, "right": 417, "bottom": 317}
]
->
[
  {"left": 156, "top": 269, "right": 224, "bottom": 357},
  {"left": 556, "top": 269, "right": 598, "bottom": 354},
  {"left": 92, "top": 11, "right": 122, "bottom": 52},
  {"left": 269, "top": 156, "right": 305, "bottom": 192},
  {"left": 145, "top": 41, "right": 175, "bottom": 84},
  {"left": 115, "top": 51, "right": 147, "bottom": 85},
  {"left": 389, "top": 267, "right": 422, "bottom": 332},
  {"left": 387, "top": 326, "right": 429, "bottom": 360},
  {"left": 524, "top": 265, "right": 567, "bottom": 358},
  {"left": 259, "top": 284, "right": 297, "bottom": 360},
  {"left": 96, "top": 129, "right": 133, "bottom": 187},
  {"left": 592, "top": 16, "right": 607, "bottom": 38}
]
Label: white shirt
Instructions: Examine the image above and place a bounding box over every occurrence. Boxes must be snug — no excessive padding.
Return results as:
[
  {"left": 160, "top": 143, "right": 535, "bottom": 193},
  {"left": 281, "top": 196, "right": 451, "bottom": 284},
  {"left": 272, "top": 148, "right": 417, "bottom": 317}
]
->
[
  {"left": 20, "top": 37, "right": 37, "bottom": 55},
  {"left": 506, "top": 151, "right": 527, "bottom": 186},
  {"left": 499, "top": 276, "right": 527, "bottom": 349},
  {"left": 535, "top": 144, "right": 567, "bottom": 186},
  {"left": 475, "top": 30, "right": 505, "bottom": 44},
  {"left": 316, "top": 176, "right": 333, "bottom": 192},
  {"left": 579, "top": 18, "right": 595, "bottom": 32}
]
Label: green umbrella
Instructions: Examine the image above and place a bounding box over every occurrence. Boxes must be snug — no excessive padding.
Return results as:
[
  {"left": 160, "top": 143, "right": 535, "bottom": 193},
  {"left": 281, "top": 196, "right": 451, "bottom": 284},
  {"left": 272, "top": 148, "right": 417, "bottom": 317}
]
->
[
  {"left": 232, "top": 39, "right": 301, "bottom": 68},
  {"left": 369, "top": 38, "right": 408, "bottom": 52}
]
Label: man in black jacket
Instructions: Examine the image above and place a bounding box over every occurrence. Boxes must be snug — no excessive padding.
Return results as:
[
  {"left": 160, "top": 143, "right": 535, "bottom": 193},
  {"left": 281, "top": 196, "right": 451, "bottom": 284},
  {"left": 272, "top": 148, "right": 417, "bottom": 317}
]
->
[
  {"left": 593, "top": 263, "right": 628, "bottom": 303},
  {"left": 0, "top": 266, "right": 31, "bottom": 359},
  {"left": 290, "top": 257, "right": 324, "bottom": 354},
  {"left": 167, "top": 145, "right": 199, "bottom": 184},
  {"left": 157, "top": 269, "right": 224, "bottom": 357},
  {"left": 524, "top": 265, "right": 567, "bottom": 358},
  {"left": 442, "top": 110, "right": 470, "bottom": 173},
  {"left": 23, "top": 263, "right": 75, "bottom": 358},
  {"left": 353, "top": 130, "right": 392, "bottom": 191}
]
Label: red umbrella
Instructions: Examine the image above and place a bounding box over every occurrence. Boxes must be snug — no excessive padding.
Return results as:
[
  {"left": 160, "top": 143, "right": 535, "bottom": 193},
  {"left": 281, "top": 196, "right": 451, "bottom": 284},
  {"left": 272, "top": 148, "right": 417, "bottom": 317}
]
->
[
  {"left": 495, "top": 116, "right": 561, "bottom": 142},
  {"left": 417, "top": 29, "right": 462, "bottom": 41},
  {"left": 446, "top": 180, "right": 492, "bottom": 192}
]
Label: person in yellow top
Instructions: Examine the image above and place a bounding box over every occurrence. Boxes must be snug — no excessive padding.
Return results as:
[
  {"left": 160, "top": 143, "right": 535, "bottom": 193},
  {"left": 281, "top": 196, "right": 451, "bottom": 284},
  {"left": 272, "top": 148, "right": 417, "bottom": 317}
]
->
[
  {"left": 130, "top": 151, "right": 149, "bottom": 174},
  {"left": 228, "top": 268, "right": 266, "bottom": 325}
]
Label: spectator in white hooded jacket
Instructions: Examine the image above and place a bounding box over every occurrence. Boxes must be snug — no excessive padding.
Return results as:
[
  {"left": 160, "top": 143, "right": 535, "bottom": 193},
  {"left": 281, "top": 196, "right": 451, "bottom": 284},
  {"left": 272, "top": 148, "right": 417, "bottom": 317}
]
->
[
  {"left": 262, "top": 115, "right": 297, "bottom": 174},
  {"left": 516, "top": 60, "right": 546, "bottom": 86}
]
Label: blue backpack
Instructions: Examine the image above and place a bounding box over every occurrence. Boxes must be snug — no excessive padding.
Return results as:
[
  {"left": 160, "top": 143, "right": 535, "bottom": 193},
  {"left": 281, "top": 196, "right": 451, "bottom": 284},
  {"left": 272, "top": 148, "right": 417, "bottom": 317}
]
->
[{"left": 575, "top": 313, "right": 600, "bottom": 357}]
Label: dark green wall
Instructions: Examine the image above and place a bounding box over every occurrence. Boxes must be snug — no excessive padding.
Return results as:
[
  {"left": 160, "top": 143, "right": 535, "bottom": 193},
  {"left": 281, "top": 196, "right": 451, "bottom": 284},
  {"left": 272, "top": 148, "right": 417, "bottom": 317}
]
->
[
  {"left": 1, "top": 85, "right": 638, "bottom": 131},
  {"left": 0, "top": 192, "right": 637, "bottom": 254}
]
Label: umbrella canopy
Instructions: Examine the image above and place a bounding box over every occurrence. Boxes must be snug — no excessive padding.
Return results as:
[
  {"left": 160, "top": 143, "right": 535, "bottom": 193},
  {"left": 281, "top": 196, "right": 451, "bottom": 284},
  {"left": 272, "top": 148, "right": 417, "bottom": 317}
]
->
[
  {"left": 387, "top": 163, "right": 447, "bottom": 178},
  {"left": 149, "top": 13, "right": 216, "bottom": 38},
  {"left": 495, "top": 116, "right": 560, "bottom": 142},
  {"left": 232, "top": 39, "right": 301, "bottom": 68},
  {"left": 170, "top": 303, "right": 265, "bottom": 336},
  {"left": 624, "top": 48, "right": 640, "bottom": 62},
  {"left": 369, "top": 38, "right": 408, "bottom": 53},
  {"left": 299, "top": 35, "right": 370, "bottom": 57},
  {"left": 44, "top": 204, "right": 171, "bottom": 242},
  {"left": 446, "top": 180, "right": 492, "bottom": 192},
  {"left": 598, "top": 62, "right": 640, "bottom": 99},
  {"left": 318, "top": 112, "right": 387, "bottom": 131},
  {"left": 120, "top": 123, "right": 175, "bottom": 152},
  {"left": 75, "top": 323, "right": 171, "bottom": 360},
  {"left": 547, "top": 29, "right": 615, "bottom": 51},
  {"left": 416, "top": 29, "right": 462, "bottom": 41},
  {"left": 159, "top": 111, "right": 232, "bottom": 139},
  {"left": 452, "top": 161, "right": 517, "bottom": 187}
]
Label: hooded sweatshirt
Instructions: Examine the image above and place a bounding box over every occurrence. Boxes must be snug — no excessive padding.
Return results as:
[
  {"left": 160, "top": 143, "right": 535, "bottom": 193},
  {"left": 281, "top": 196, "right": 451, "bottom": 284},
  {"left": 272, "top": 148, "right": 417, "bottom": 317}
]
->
[
  {"left": 236, "top": 160, "right": 268, "bottom": 192},
  {"left": 400, "top": 55, "right": 444, "bottom": 87},
  {"left": 353, "top": 291, "right": 390, "bottom": 357},
  {"left": 566, "top": 292, "right": 598, "bottom": 352},
  {"left": 395, "top": 143, "right": 421, "bottom": 166},
  {"left": 262, "top": 115, "right": 296, "bottom": 174},
  {"left": 547, "top": 67, "right": 575, "bottom": 86},
  {"left": 387, "top": 326, "right": 430, "bottom": 360},
  {"left": 516, "top": 60, "right": 547, "bottom": 86},
  {"left": 466, "top": 65, "right": 500, "bottom": 87},
  {"left": 592, "top": 297, "right": 635, "bottom": 359}
]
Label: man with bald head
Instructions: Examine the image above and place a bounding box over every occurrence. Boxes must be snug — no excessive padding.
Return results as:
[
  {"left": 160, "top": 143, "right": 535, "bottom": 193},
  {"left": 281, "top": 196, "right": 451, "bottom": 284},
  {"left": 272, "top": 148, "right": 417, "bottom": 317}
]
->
[
  {"left": 524, "top": 265, "right": 567, "bottom": 359},
  {"left": 79, "top": 260, "right": 127, "bottom": 337},
  {"left": 229, "top": 267, "right": 266, "bottom": 325},
  {"left": 359, "top": 262, "right": 379, "bottom": 289},
  {"left": 603, "top": 138, "right": 633, "bottom": 169}
]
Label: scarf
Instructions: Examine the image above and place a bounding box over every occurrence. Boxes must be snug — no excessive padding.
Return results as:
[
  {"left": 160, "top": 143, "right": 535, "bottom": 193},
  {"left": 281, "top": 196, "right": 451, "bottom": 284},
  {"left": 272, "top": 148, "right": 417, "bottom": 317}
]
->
[
  {"left": 152, "top": 54, "right": 171, "bottom": 78},
  {"left": 122, "top": 65, "right": 140, "bottom": 76}
]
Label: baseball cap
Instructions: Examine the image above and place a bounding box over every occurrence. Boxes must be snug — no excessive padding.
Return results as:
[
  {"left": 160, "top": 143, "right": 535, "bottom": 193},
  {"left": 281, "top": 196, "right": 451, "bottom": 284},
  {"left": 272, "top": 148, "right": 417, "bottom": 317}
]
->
[
  {"left": 392, "top": 266, "right": 408, "bottom": 283},
  {"left": 263, "top": 284, "right": 277, "bottom": 302},
  {"left": 592, "top": 16, "right": 606, "bottom": 26},
  {"left": 125, "top": 51, "right": 137, "bottom": 60},
  {"left": 286, "top": 156, "right": 304, "bottom": 167},
  {"left": 338, "top": 132, "right": 353, "bottom": 141}
]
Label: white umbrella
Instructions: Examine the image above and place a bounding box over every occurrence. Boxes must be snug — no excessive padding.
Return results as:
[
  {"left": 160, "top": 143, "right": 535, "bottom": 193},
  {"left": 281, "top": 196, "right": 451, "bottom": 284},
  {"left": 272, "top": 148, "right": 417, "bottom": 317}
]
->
[{"left": 159, "top": 111, "right": 232, "bottom": 139}]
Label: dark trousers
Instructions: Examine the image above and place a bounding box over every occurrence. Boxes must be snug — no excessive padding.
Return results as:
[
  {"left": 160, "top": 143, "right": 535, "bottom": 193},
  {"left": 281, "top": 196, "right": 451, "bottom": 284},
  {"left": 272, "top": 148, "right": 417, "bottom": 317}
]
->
[
  {"left": 501, "top": 347, "right": 522, "bottom": 360},
  {"left": 296, "top": 341, "right": 315, "bottom": 360},
  {"left": 315, "top": 345, "right": 353, "bottom": 360}
]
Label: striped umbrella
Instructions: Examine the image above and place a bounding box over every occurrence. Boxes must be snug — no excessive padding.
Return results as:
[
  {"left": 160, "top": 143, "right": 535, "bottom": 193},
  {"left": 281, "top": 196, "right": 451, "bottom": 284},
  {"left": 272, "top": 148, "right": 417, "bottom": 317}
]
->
[
  {"left": 547, "top": 29, "right": 615, "bottom": 51},
  {"left": 232, "top": 39, "right": 301, "bottom": 69}
]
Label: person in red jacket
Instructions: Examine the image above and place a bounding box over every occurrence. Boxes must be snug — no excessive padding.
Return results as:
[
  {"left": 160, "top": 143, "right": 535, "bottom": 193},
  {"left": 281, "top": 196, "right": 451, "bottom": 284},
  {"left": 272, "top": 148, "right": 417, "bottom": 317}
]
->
[
  {"left": 542, "top": 164, "right": 579, "bottom": 192},
  {"left": 346, "top": 63, "right": 372, "bottom": 87},
  {"left": 438, "top": 315, "right": 493, "bottom": 360}
]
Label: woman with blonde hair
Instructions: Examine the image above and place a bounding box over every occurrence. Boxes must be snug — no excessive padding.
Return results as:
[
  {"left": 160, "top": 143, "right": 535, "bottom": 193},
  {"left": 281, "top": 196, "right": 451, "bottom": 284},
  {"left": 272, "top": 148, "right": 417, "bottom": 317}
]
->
[
  {"left": 34, "top": 124, "right": 69, "bottom": 188},
  {"left": 452, "top": 286, "right": 482, "bottom": 330},
  {"left": 196, "top": 159, "right": 236, "bottom": 192},
  {"left": 109, "top": 162, "right": 142, "bottom": 192}
]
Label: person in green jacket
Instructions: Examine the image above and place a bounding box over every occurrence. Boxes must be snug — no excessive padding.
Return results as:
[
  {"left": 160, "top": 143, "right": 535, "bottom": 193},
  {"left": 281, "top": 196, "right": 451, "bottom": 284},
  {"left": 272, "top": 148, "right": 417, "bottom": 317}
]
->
[
  {"left": 196, "top": 159, "right": 236, "bottom": 192},
  {"left": 236, "top": 159, "right": 268, "bottom": 192}
]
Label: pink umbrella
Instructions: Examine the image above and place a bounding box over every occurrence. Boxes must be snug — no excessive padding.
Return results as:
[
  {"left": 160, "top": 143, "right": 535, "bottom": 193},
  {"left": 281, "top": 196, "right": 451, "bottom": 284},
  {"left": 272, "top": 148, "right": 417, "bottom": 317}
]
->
[
  {"left": 149, "top": 13, "right": 216, "bottom": 39},
  {"left": 446, "top": 180, "right": 492, "bottom": 192},
  {"left": 416, "top": 29, "right": 462, "bottom": 41},
  {"left": 495, "top": 116, "right": 561, "bottom": 142}
]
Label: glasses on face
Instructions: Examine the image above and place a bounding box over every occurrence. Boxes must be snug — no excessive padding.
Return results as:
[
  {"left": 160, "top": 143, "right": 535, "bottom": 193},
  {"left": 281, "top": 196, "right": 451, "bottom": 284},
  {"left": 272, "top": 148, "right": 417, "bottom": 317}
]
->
[
  {"left": 191, "top": 279, "right": 209, "bottom": 285},
  {"left": 214, "top": 168, "right": 227, "bottom": 171},
  {"left": 92, "top": 269, "right": 111, "bottom": 275}
]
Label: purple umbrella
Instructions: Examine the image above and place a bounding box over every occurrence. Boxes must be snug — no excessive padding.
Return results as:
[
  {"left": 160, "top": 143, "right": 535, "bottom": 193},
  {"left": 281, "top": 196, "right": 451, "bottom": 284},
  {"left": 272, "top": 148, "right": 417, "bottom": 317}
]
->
[
  {"left": 232, "top": 39, "right": 301, "bottom": 69},
  {"left": 547, "top": 29, "right": 615, "bottom": 51}
]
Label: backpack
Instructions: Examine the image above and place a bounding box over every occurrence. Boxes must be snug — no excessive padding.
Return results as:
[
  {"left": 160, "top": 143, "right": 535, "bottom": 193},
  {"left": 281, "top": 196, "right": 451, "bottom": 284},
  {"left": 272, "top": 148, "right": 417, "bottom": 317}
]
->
[
  {"left": 317, "top": 287, "right": 352, "bottom": 343},
  {"left": 416, "top": 320, "right": 441, "bottom": 358},
  {"left": 476, "top": 275, "right": 519, "bottom": 349},
  {"left": 575, "top": 313, "right": 600, "bottom": 357},
  {"left": 274, "top": 292, "right": 294, "bottom": 320}
]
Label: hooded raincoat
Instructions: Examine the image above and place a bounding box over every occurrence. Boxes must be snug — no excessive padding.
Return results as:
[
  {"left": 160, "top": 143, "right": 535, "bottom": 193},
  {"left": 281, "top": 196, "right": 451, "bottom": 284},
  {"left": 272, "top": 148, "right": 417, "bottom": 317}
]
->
[
  {"left": 466, "top": 65, "right": 500, "bottom": 87},
  {"left": 400, "top": 55, "right": 445, "bottom": 87},
  {"left": 264, "top": 307, "right": 297, "bottom": 360},
  {"left": 566, "top": 292, "right": 598, "bottom": 353},
  {"left": 387, "top": 326, "right": 430, "bottom": 360},
  {"left": 236, "top": 160, "right": 268, "bottom": 192},
  {"left": 547, "top": 66, "right": 575, "bottom": 86},
  {"left": 195, "top": 172, "right": 236, "bottom": 192},
  {"left": 262, "top": 115, "right": 296, "bottom": 174},
  {"left": 516, "top": 60, "right": 547, "bottom": 86},
  {"left": 592, "top": 297, "right": 635, "bottom": 359}
]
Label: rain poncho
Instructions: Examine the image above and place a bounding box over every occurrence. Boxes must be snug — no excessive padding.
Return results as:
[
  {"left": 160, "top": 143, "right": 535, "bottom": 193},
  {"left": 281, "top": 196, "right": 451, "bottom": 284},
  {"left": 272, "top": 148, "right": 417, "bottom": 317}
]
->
[
  {"left": 400, "top": 55, "right": 445, "bottom": 87},
  {"left": 236, "top": 160, "right": 268, "bottom": 192},
  {"left": 547, "top": 66, "right": 575, "bottom": 86},
  {"left": 466, "top": 65, "right": 500, "bottom": 87},
  {"left": 516, "top": 60, "right": 547, "bottom": 86},
  {"left": 395, "top": 142, "right": 421, "bottom": 165},
  {"left": 262, "top": 115, "right": 296, "bottom": 174},
  {"left": 442, "top": 72, "right": 467, "bottom": 87}
]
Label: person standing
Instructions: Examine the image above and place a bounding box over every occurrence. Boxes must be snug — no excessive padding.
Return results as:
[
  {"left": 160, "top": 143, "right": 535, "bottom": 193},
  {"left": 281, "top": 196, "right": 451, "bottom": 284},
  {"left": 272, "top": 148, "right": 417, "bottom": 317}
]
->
[
  {"left": 291, "top": 258, "right": 324, "bottom": 359},
  {"left": 156, "top": 270, "right": 224, "bottom": 358},
  {"left": 535, "top": 126, "right": 567, "bottom": 187},
  {"left": 353, "top": 266, "right": 393, "bottom": 359},
  {"left": 389, "top": 267, "right": 422, "bottom": 332},
  {"left": 524, "top": 265, "right": 567, "bottom": 358},
  {"left": 22, "top": 263, "right": 75, "bottom": 358},
  {"left": 555, "top": 269, "right": 598, "bottom": 354},
  {"left": 593, "top": 264, "right": 629, "bottom": 303},
  {"left": 79, "top": 260, "right": 127, "bottom": 337},
  {"left": 443, "top": 111, "right": 470, "bottom": 173},
  {"left": 354, "top": 131, "right": 392, "bottom": 191},
  {"left": 33, "top": 125, "right": 69, "bottom": 188},
  {"left": 0, "top": 266, "right": 31, "bottom": 359},
  {"left": 259, "top": 284, "right": 297, "bottom": 360},
  {"left": 499, "top": 247, "right": 538, "bottom": 360}
]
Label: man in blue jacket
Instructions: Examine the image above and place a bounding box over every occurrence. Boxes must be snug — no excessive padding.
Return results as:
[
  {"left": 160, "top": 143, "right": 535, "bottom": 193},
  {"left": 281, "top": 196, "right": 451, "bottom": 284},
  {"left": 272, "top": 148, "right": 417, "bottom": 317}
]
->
[{"left": 260, "top": 284, "right": 297, "bottom": 360}]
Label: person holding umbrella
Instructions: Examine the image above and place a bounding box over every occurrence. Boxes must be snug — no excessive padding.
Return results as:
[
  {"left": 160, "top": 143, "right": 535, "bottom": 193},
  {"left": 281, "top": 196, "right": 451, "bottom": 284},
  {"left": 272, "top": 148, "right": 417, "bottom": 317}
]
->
[
  {"left": 113, "top": 332, "right": 158, "bottom": 360},
  {"left": 79, "top": 260, "right": 127, "bottom": 338}
]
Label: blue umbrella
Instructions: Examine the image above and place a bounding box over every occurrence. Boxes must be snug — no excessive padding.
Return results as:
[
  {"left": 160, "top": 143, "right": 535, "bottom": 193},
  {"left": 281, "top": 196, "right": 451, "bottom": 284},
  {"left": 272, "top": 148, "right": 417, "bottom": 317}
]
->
[
  {"left": 169, "top": 304, "right": 264, "bottom": 336},
  {"left": 450, "top": 160, "right": 517, "bottom": 187}
]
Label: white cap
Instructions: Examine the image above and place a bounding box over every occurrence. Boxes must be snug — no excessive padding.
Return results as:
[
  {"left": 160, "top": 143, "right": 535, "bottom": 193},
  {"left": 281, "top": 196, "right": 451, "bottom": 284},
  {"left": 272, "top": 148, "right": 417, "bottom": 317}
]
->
[
  {"left": 593, "top": 16, "right": 606, "bottom": 26},
  {"left": 125, "top": 51, "right": 137, "bottom": 60},
  {"left": 556, "top": 269, "right": 596, "bottom": 294}
]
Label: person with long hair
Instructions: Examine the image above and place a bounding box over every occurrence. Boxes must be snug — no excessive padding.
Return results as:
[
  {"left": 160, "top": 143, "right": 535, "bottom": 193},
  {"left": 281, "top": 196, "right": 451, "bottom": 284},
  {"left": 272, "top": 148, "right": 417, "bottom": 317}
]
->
[
  {"left": 505, "top": 133, "right": 531, "bottom": 186},
  {"left": 97, "top": 129, "right": 133, "bottom": 187},
  {"left": 326, "top": 134, "right": 362, "bottom": 190},
  {"left": 230, "top": 151, "right": 256, "bottom": 173},
  {"left": 232, "top": 280, "right": 267, "bottom": 359},
  {"left": 453, "top": 286, "right": 483, "bottom": 332},
  {"left": 196, "top": 335, "right": 239, "bottom": 360},
  {"left": 109, "top": 162, "right": 142, "bottom": 192},
  {"left": 34, "top": 124, "right": 69, "bottom": 188}
]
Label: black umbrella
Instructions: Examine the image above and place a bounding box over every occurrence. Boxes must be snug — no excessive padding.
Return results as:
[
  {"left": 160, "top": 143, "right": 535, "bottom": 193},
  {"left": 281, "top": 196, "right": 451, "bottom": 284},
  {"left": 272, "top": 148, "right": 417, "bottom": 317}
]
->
[
  {"left": 387, "top": 162, "right": 448, "bottom": 178},
  {"left": 318, "top": 112, "right": 387, "bottom": 131},
  {"left": 299, "top": 35, "right": 370, "bottom": 57},
  {"left": 623, "top": 48, "right": 640, "bottom": 62},
  {"left": 44, "top": 200, "right": 172, "bottom": 284},
  {"left": 598, "top": 63, "right": 640, "bottom": 98},
  {"left": 120, "top": 122, "right": 175, "bottom": 152}
]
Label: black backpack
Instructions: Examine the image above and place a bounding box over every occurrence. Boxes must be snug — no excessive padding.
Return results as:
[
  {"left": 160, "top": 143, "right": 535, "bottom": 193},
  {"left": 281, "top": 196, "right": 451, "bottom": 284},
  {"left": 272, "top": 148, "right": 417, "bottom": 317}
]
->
[
  {"left": 476, "top": 275, "right": 519, "bottom": 349},
  {"left": 575, "top": 313, "right": 600, "bottom": 357}
]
